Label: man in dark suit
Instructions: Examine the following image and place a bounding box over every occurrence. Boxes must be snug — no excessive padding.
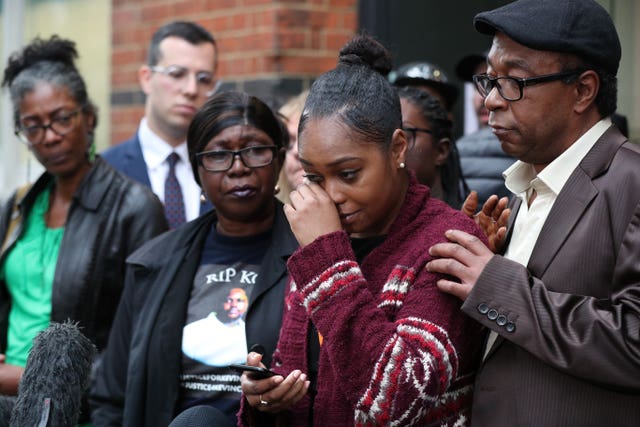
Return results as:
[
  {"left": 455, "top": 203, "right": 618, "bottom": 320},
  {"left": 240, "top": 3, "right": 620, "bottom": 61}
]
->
[
  {"left": 102, "top": 21, "right": 216, "bottom": 227},
  {"left": 426, "top": 0, "right": 640, "bottom": 425}
]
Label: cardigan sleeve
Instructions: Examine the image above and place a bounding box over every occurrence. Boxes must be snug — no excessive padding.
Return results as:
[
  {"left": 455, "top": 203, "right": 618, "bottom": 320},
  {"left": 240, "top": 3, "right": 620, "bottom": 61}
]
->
[{"left": 286, "top": 227, "right": 483, "bottom": 425}]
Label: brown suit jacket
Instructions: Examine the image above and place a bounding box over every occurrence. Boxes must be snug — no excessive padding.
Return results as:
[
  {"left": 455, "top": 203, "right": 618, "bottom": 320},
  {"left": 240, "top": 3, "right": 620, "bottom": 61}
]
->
[{"left": 462, "top": 126, "right": 640, "bottom": 426}]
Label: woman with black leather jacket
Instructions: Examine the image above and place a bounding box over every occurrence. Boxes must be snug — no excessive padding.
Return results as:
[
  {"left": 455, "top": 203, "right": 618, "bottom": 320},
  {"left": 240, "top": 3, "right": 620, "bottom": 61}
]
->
[{"left": 0, "top": 35, "right": 167, "bottom": 414}]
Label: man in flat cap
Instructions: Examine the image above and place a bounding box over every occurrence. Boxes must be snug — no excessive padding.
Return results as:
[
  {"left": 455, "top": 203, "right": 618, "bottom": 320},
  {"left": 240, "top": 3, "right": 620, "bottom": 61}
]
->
[{"left": 427, "top": 0, "right": 640, "bottom": 425}]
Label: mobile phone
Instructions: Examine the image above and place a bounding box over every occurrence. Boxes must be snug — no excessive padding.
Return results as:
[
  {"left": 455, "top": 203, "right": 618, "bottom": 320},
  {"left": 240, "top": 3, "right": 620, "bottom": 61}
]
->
[{"left": 228, "top": 363, "right": 277, "bottom": 379}]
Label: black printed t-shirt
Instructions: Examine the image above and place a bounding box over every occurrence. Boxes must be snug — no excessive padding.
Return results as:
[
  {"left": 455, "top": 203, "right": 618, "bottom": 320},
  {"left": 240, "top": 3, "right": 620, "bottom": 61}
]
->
[{"left": 177, "top": 223, "right": 272, "bottom": 423}]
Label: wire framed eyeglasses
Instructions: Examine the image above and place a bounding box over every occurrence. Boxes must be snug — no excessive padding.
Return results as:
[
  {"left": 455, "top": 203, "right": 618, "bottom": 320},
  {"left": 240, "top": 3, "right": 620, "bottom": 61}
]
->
[
  {"left": 151, "top": 64, "right": 217, "bottom": 93},
  {"left": 402, "top": 126, "right": 433, "bottom": 149}
]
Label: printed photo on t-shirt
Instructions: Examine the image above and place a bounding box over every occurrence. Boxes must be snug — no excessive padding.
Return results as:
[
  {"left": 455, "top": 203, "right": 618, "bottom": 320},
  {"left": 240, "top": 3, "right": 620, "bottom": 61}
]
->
[{"left": 179, "top": 262, "right": 258, "bottom": 411}]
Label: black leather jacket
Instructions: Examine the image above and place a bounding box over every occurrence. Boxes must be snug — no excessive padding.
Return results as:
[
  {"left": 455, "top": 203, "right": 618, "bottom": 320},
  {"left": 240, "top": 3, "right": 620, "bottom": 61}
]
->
[{"left": 0, "top": 156, "right": 168, "bottom": 354}]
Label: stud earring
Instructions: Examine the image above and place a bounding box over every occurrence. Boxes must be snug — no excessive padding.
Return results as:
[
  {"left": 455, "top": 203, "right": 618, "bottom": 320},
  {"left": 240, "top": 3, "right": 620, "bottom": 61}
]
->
[
  {"left": 399, "top": 162, "right": 406, "bottom": 169},
  {"left": 200, "top": 193, "right": 206, "bottom": 203},
  {"left": 274, "top": 184, "right": 280, "bottom": 195}
]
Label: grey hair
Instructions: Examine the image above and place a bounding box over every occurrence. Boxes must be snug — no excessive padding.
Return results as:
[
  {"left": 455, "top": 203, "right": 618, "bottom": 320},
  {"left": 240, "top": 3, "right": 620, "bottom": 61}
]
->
[{"left": 2, "top": 36, "right": 97, "bottom": 129}]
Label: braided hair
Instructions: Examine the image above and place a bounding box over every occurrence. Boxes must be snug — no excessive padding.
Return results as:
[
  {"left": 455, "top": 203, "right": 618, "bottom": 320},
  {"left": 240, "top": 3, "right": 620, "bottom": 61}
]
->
[{"left": 396, "top": 86, "right": 469, "bottom": 208}]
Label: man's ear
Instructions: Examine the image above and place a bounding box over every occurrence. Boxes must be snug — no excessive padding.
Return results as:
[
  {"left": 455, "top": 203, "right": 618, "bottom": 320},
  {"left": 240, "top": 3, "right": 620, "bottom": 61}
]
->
[
  {"left": 574, "top": 70, "right": 599, "bottom": 115},
  {"left": 435, "top": 137, "right": 451, "bottom": 166},
  {"left": 139, "top": 65, "right": 153, "bottom": 96},
  {"left": 391, "top": 128, "right": 409, "bottom": 167}
]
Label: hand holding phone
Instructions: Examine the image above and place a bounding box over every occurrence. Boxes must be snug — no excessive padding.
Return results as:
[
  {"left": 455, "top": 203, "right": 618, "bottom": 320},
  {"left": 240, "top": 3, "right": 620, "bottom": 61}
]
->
[{"left": 229, "top": 363, "right": 277, "bottom": 380}]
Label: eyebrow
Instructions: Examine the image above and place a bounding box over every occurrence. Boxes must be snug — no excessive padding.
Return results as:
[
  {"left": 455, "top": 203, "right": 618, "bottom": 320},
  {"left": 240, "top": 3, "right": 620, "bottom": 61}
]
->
[
  {"left": 211, "top": 133, "right": 272, "bottom": 147},
  {"left": 165, "top": 63, "right": 214, "bottom": 73},
  {"left": 487, "top": 57, "right": 534, "bottom": 74},
  {"left": 19, "top": 106, "right": 74, "bottom": 121},
  {"left": 299, "top": 156, "right": 360, "bottom": 167}
]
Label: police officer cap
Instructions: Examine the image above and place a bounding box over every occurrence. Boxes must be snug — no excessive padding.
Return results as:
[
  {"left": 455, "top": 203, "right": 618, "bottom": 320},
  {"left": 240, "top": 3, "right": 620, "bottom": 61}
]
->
[
  {"left": 474, "top": 0, "right": 621, "bottom": 75},
  {"left": 388, "top": 61, "right": 458, "bottom": 110}
]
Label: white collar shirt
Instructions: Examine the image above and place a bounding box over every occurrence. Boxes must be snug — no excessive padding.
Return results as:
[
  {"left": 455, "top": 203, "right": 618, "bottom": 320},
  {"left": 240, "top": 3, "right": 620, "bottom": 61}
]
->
[
  {"left": 483, "top": 117, "right": 612, "bottom": 358},
  {"left": 138, "top": 118, "right": 202, "bottom": 221}
]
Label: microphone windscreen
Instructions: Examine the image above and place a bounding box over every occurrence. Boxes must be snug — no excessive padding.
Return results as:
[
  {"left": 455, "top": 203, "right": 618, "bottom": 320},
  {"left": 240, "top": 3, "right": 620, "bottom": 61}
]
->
[
  {"left": 0, "top": 396, "right": 16, "bottom": 427},
  {"left": 168, "top": 405, "right": 235, "bottom": 427},
  {"left": 10, "top": 321, "right": 96, "bottom": 427}
]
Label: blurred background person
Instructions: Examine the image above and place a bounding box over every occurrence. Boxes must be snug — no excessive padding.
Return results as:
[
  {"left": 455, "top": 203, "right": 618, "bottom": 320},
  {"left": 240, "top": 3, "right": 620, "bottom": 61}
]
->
[
  {"left": 102, "top": 21, "right": 217, "bottom": 228},
  {"left": 0, "top": 35, "right": 167, "bottom": 423},
  {"left": 91, "top": 91, "right": 298, "bottom": 427},
  {"left": 390, "top": 64, "right": 468, "bottom": 208},
  {"left": 276, "top": 90, "right": 309, "bottom": 204},
  {"left": 455, "top": 50, "right": 514, "bottom": 204},
  {"left": 388, "top": 61, "right": 458, "bottom": 117},
  {"left": 455, "top": 51, "right": 490, "bottom": 130},
  {"left": 397, "top": 86, "right": 467, "bottom": 208}
]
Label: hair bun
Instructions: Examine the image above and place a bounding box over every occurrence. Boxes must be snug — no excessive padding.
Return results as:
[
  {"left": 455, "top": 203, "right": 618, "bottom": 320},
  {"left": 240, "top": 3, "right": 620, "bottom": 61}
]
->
[
  {"left": 2, "top": 35, "right": 78, "bottom": 88},
  {"left": 338, "top": 34, "right": 393, "bottom": 76}
]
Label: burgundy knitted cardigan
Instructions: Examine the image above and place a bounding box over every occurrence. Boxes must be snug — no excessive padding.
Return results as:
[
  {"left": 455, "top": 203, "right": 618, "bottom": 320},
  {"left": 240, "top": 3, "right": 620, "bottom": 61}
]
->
[{"left": 247, "top": 176, "right": 485, "bottom": 426}]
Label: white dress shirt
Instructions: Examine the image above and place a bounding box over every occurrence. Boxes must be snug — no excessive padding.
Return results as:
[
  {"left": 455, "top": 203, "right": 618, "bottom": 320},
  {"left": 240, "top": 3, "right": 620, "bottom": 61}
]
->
[
  {"left": 483, "top": 117, "right": 612, "bottom": 358},
  {"left": 138, "top": 118, "right": 202, "bottom": 222}
]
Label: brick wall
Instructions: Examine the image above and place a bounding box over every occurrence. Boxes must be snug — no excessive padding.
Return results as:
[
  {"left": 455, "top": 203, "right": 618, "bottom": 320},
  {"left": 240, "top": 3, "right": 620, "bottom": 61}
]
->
[{"left": 110, "top": 0, "right": 357, "bottom": 145}]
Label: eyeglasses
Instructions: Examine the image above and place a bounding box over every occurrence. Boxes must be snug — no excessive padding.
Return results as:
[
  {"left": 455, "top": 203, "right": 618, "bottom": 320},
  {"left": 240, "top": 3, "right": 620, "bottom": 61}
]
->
[
  {"left": 402, "top": 126, "right": 433, "bottom": 149},
  {"left": 15, "top": 108, "right": 82, "bottom": 146},
  {"left": 196, "top": 146, "right": 278, "bottom": 172},
  {"left": 473, "top": 70, "right": 584, "bottom": 101},
  {"left": 151, "top": 64, "right": 217, "bottom": 91}
]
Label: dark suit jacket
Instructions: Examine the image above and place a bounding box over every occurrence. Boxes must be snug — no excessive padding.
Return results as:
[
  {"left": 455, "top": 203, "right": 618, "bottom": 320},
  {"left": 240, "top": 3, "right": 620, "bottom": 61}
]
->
[
  {"left": 90, "top": 204, "right": 298, "bottom": 426},
  {"left": 462, "top": 126, "right": 640, "bottom": 426},
  {"left": 102, "top": 133, "right": 213, "bottom": 214}
]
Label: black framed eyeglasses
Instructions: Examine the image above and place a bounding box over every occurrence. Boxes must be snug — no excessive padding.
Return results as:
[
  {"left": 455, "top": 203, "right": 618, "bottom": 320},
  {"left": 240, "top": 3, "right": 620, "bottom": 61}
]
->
[
  {"left": 402, "top": 126, "right": 433, "bottom": 149},
  {"left": 15, "top": 108, "right": 83, "bottom": 146},
  {"left": 196, "top": 145, "right": 278, "bottom": 172},
  {"left": 472, "top": 70, "right": 585, "bottom": 101}
]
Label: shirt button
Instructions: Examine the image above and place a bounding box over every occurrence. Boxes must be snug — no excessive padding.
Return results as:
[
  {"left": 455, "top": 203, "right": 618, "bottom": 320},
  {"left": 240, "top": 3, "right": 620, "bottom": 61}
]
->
[
  {"left": 487, "top": 309, "right": 499, "bottom": 320},
  {"left": 477, "top": 303, "right": 489, "bottom": 314},
  {"left": 496, "top": 315, "right": 507, "bottom": 326},
  {"left": 505, "top": 322, "right": 516, "bottom": 333}
]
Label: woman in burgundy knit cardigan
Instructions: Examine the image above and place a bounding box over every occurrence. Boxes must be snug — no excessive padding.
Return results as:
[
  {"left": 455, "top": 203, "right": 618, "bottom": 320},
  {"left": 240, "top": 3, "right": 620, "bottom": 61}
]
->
[{"left": 239, "top": 34, "right": 487, "bottom": 427}]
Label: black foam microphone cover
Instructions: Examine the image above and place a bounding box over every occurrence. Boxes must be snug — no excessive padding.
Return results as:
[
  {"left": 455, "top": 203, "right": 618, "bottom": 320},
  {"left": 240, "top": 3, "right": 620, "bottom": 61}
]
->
[
  {"left": 10, "top": 321, "right": 96, "bottom": 427},
  {"left": 0, "top": 396, "right": 16, "bottom": 427},
  {"left": 168, "top": 406, "right": 235, "bottom": 427}
]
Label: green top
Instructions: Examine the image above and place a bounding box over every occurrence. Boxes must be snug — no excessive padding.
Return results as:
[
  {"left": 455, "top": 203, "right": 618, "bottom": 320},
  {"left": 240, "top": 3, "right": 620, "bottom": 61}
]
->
[{"left": 0, "top": 184, "right": 64, "bottom": 367}]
